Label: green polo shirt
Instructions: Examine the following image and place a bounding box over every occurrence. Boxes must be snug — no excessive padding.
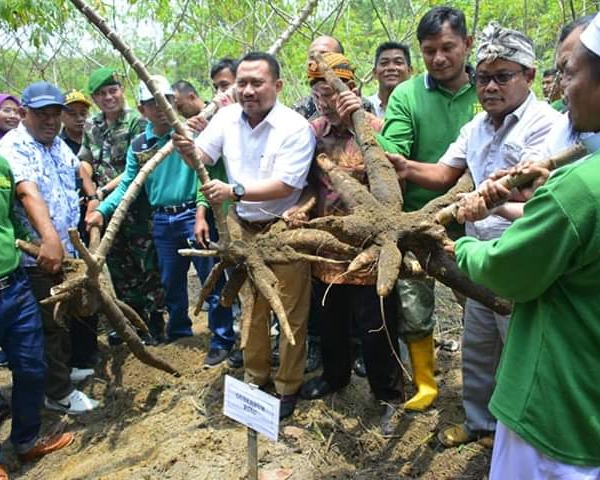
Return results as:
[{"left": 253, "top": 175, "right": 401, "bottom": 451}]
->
[
  {"left": 456, "top": 153, "right": 600, "bottom": 466},
  {"left": 0, "top": 155, "right": 28, "bottom": 277},
  {"left": 378, "top": 72, "right": 478, "bottom": 211}
]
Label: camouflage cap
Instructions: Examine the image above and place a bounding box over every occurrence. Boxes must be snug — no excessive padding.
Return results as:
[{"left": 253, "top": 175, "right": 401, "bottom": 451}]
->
[
  {"left": 88, "top": 67, "right": 121, "bottom": 95},
  {"left": 64, "top": 89, "right": 93, "bottom": 108}
]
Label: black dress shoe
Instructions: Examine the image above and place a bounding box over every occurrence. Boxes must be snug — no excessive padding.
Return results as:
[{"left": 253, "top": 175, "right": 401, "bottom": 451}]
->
[
  {"left": 227, "top": 349, "right": 244, "bottom": 368},
  {"left": 353, "top": 355, "right": 367, "bottom": 378},
  {"left": 300, "top": 376, "right": 345, "bottom": 400},
  {"left": 107, "top": 330, "right": 123, "bottom": 346},
  {"left": 139, "top": 331, "right": 159, "bottom": 346},
  {"left": 305, "top": 337, "right": 322, "bottom": 373},
  {"left": 380, "top": 402, "right": 399, "bottom": 436},
  {"left": 279, "top": 393, "right": 298, "bottom": 419}
]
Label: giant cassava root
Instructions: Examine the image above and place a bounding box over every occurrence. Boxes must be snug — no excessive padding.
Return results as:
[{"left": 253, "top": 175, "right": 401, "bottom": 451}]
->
[{"left": 17, "top": 229, "right": 179, "bottom": 376}]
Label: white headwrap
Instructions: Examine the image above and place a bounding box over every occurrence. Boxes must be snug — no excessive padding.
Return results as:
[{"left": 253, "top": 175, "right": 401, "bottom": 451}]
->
[
  {"left": 476, "top": 22, "right": 535, "bottom": 68},
  {"left": 581, "top": 13, "right": 600, "bottom": 57}
]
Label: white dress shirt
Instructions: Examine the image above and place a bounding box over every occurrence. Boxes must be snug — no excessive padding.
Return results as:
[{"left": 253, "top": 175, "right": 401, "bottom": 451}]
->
[{"left": 196, "top": 101, "right": 315, "bottom": 222}]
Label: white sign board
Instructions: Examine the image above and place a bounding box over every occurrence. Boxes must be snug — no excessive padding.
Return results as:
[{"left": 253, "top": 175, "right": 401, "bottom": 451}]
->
[{"left": 223, "top": 375, "right": 280, "bottom": 441}]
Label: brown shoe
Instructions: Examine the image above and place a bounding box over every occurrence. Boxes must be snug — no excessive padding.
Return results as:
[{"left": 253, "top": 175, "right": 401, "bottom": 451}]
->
[
  {"left": 18, "top": 432, "right": 74, "bottom": 463},
  {"left": 438, "top": 424, "right": 493, "bottom": 448},
  {"left": 0, "top": 464, "right": 8, "bottom": 480}
]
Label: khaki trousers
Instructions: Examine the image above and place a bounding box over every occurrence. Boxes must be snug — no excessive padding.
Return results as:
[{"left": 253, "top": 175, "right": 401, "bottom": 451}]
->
[{"left": 243, "top": 261, "right": 310, "bottom": 395}]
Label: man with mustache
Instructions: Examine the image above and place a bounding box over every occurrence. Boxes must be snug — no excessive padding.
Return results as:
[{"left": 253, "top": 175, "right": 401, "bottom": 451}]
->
[
  {"left": 0, "top": 81, "right": 99, "bottom": 415},
  {"left": 380, "top": 6, "right": 478, "bottom": 414},
  {"left": 173, "top": 52, "right": 315, "bottom": 419},
  {"left": 390, "top": 22, "right": 560, "bottom": 447}
]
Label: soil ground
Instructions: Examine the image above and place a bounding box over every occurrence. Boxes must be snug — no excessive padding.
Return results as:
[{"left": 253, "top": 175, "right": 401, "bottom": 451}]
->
[{"left": 0, "top": 281, "right": 491, "bottom": 480}]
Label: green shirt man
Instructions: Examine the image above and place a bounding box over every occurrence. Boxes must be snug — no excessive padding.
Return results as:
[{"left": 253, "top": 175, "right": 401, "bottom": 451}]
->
[
  {"left": 378, "top": 72, "right": 478, "bottom": 211},
  {"left": 456, "top": 152, "right": 600, "bottom": 468},
  {"left": 376, "top": 6, "right": 477, "bottom": 413}
]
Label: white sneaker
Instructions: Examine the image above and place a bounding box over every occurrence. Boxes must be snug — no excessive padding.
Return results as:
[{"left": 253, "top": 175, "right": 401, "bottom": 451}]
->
[
  {"left": 45, "top": 389, "right": 99, "bottom": 415},
  {"left": 70, "top": 368, "right": 95, "bottom": 384}
]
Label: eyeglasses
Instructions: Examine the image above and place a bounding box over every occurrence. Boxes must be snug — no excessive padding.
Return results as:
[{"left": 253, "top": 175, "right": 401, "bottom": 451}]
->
[
  {"left": 0, "top": 107, "right": 18, "bottom": 115},
  {"left": 475, "top": 70, "right": 523, "bottom": 86}
]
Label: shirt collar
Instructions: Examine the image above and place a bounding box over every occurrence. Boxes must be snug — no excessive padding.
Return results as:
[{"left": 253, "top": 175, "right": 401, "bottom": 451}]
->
[
  {"left": 17, "top": 123, "right": 61, "bottom": 149},
  {"left": 424, "top": 64, "right": 475, "bottom": 91},
  {"left": 240, "top": 101, "right": 282, "bottom": 129},
  {"left": 145, "top": 121, "right": 172, "bottom": 141},
  {"left": 483, "top": 90, "right": 535, "bottom": 128}
]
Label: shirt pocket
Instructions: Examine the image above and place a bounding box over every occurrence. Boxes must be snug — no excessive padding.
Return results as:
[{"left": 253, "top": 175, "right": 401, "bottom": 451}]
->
[
  {"left": 258, "top": 153, "right": 276, "bottom": 179},
  {"left": 501, "top": 142, "right": 522, "bottom": 168}
]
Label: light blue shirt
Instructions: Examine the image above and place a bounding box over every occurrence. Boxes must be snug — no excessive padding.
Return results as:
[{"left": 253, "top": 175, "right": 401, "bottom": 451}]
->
[{"left": 0, "top": 123, "right": 80, "bottom": 265}]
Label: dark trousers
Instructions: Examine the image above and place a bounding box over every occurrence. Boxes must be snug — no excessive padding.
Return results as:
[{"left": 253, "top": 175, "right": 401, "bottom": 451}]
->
[
  {"left": 152, "top": 208, "right": 234, "bottom": 347},
  {"left": 25, "top": 267, "right": 73, "bottom": 400},
  {"left": 70, "top": 315, "right": 99, "bottom": 368},
  {"left": 317, "top": 281, "right": 404, "bottom": 401},
  {"left": 0, "top": 269, "right": 45, "bottom": 450}
]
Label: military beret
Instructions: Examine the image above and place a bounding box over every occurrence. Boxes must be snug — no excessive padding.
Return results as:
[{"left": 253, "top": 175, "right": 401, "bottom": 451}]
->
[{"left": 88, "top": 67, "right": 121, "bottom": 95}]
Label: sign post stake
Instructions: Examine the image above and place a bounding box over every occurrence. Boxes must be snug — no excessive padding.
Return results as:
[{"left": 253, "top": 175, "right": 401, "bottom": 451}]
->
[
  {"left": 248, "top": 426, "right": 258, "bottom": 480},
  {"left": 223, "top": 375, "right": 280, "bottom": 479}
]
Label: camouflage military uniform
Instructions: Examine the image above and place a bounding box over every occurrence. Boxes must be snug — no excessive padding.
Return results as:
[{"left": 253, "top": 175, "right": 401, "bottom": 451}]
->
[
  {"left": 292, "top": 95, "right": 375, "bottom": 121},
  {"left": 79, "top": 109, "right": 164, "bottom": 318}
]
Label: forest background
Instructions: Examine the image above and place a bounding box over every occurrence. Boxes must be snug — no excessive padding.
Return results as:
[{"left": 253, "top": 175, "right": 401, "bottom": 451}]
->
[{"left": 1, "top": 0, "right": 599, "bottom": 109}]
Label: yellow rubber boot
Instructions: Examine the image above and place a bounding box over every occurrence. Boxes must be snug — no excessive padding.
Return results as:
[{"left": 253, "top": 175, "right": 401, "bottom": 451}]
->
[{"left": 404, "top": 334, "right": 438, "bottom": 411}]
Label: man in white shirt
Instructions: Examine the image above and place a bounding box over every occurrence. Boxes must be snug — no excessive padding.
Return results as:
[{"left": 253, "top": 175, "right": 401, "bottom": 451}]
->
[
  {"left": 388, "top": 22, "right": 560, "bottom": 447},
  {"left": 174, "top": 52, "right": 315, "bottom": 419}
]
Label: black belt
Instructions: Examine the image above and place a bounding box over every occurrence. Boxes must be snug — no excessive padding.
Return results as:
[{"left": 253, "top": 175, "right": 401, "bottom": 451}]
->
[
  {"left": 153, "top": 201, "right": 196, "bottom": 215},
  {"left": 0, "top": 268, "right": 25, "bottom": 291}
]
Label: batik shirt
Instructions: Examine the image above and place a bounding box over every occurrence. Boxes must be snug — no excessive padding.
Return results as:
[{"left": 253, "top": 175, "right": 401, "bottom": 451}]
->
[
  {"left": 310, "top": 113, "right": 383, "bottom": 285},
  {"left": 0, "top": 124, "right": 80, "bottom": 266},
  {"left": 79, "top": 108, "right": 146, "bottom": 186}
]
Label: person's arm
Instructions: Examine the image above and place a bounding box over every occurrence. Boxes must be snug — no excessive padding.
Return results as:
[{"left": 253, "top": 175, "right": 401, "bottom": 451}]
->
[
  {"left": 455, "top": 191, "right": 525, "bottom": 223},
  {"left": 201, "top": 178, "right": 293, "bottom": 204},
  {"left": 387, "top": 156, "right": 464, "bottom": 190},
  {"left": 91, "top": 145, "right": 139, "bottom": 222},
  {"left": 79, "top": 163, "right": 99, "bottom": 212},
  {"left": 455, "top": 183, "right": 578, "bottom": 303},
  {"left": 15, "top": 181, "right": 64, "bottom": 273},
  {"left": 387, "top": 118, "right": 470, "bottom": 189},
  {"left": 174, "top": 108, "right": 228, "bottom": 168}
]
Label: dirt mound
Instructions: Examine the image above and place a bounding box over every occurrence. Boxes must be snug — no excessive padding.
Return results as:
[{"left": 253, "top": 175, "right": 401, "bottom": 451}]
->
[{"left": 0, "top": 283, "right": 491, "bottom": 479}]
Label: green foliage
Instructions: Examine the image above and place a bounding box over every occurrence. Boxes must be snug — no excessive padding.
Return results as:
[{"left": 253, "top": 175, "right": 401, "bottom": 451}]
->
[{"left": 0, "top": 0, "right": 598, "bottom": 102}]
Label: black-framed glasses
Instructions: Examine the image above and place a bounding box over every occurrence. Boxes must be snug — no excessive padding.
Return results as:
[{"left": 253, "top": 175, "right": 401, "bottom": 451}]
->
[{"left": 475, "top": 70, "right": 523, "bottom": 86}]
